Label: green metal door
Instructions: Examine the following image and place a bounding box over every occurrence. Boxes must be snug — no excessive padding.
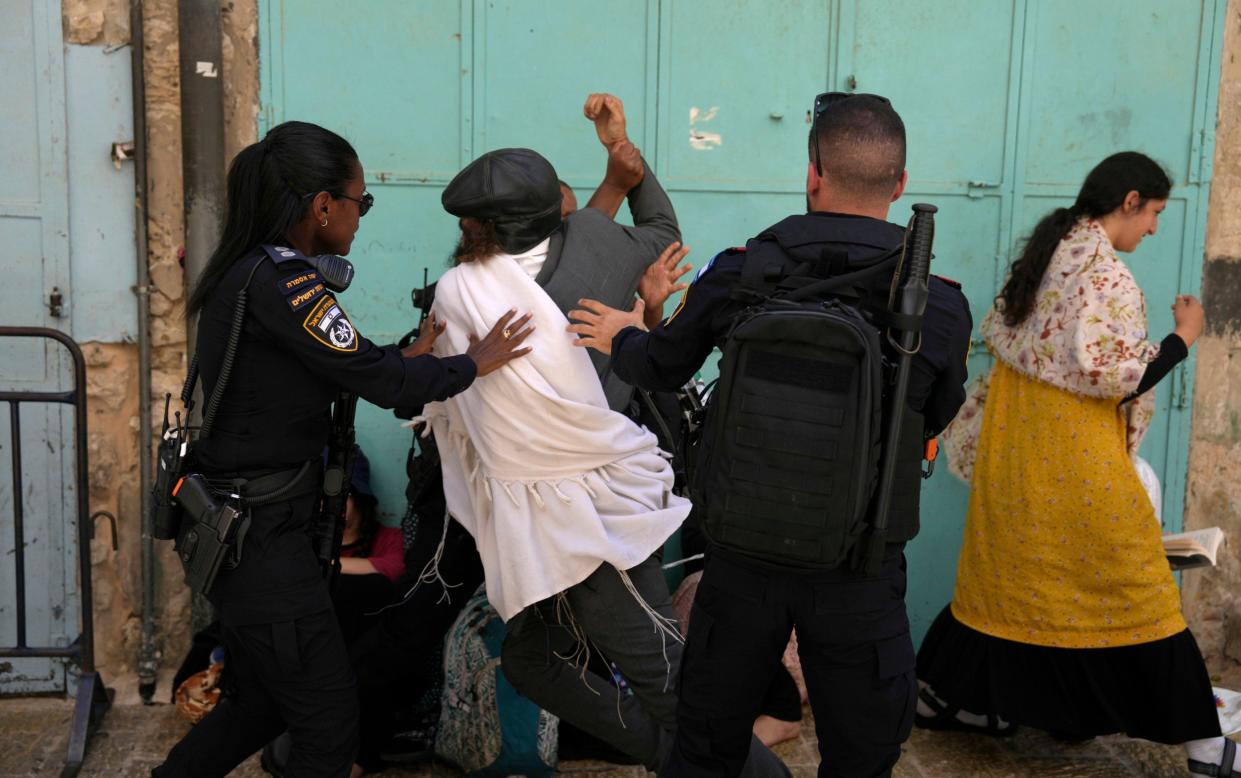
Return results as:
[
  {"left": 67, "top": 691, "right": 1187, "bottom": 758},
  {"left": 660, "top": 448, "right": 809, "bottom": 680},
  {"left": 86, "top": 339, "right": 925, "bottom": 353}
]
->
[{"left": 259, "top": 0, "right": 1224, "bottom": 641}]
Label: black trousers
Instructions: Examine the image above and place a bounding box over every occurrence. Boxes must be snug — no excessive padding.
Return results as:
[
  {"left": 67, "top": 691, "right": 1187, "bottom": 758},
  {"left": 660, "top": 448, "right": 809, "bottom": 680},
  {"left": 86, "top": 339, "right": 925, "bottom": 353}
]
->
[
  {"left": 665, "top": 551, "right": 915, "bottom": 778},
  {"left": 501, "top": 556, "right": 789, "bottom": 778},
  {"left": 153, "top": 609, "right": 358, "bottom": 778}
]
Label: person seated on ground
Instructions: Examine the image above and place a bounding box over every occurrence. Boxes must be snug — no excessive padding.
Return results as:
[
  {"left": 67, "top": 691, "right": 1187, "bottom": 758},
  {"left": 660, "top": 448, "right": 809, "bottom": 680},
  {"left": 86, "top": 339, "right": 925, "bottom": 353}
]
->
[
  {"left": 343, "top": 92, "right": 692, "bottom": 775},
  {"left": 414, "top": 143, "right": 788, "bottom": 778},
  {"left": 919, "top": 151, "right": 1236, "bottom": 777},
  {"left": 331, "top": 446, "right": 406, "bottom": 645}
]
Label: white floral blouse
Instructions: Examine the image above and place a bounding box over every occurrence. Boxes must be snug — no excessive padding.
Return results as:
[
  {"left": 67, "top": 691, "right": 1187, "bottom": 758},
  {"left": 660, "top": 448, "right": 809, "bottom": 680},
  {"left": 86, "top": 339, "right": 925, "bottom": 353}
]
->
[{"left": 943, "top": 218, "right": 1160, "bottom": 481}]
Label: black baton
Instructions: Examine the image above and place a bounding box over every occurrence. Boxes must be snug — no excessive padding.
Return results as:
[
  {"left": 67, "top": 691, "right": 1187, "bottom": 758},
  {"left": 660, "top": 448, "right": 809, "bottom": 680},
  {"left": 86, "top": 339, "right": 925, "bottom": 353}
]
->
[{"left": 862, "top": 202, "right": 937, "bottom": 576}]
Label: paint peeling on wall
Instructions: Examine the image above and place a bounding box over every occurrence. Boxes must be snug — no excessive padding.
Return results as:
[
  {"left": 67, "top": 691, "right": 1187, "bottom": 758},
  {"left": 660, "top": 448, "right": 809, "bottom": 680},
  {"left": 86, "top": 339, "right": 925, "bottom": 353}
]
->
[
  {"left": 63, "top": 0, "right": 130, "bottom": 46},
  {"left": 689, "top": 105, "right": 722, "bottom": 151}
]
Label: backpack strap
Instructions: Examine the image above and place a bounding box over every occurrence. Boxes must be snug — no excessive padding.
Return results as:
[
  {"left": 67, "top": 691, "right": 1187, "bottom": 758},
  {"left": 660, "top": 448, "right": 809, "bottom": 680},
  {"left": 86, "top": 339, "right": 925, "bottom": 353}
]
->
[
  {"left": 735, "top": 235, "right": 903, "bottom": 306},
  {"left": 733, "top": 243, "right": 789, "bottom": 303},
  {"left": 782, "top": 250, "right": 900, "bottom": 303}
]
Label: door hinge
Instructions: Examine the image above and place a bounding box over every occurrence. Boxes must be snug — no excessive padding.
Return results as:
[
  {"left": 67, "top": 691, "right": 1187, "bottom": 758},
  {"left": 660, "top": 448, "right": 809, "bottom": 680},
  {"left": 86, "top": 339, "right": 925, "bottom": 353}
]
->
[
  {"left": 1189, "top": 128, "right": 1205, "bottom": 184},
  {"left": 47, "top": 287, "right": 64, "bottom": 318}
]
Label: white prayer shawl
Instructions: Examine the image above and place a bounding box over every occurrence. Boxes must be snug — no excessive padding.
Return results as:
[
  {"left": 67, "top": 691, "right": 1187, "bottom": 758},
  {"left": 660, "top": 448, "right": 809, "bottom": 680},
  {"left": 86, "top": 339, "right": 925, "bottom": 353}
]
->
[{"left": 414, "top": 253, "right": 691, "bottom": 622}]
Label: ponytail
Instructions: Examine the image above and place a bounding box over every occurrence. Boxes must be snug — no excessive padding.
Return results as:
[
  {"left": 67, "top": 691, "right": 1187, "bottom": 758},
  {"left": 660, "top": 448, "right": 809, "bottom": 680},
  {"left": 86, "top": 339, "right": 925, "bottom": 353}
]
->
[
  {"left": 997, "top": 151, "right": 1172, "bottom": 327},
  {"left": 997, "top": 206, "right": 1082, "bottom": 327},
  {"left": 187, "top": 122, "right": 358, "bottom": 316}
]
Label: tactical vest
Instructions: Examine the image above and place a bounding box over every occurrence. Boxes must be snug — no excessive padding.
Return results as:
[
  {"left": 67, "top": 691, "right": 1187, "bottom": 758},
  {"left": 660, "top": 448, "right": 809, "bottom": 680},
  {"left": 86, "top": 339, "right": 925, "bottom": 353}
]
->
[{"left": 691, "top": 237, "right": 925, "bottom": 571}]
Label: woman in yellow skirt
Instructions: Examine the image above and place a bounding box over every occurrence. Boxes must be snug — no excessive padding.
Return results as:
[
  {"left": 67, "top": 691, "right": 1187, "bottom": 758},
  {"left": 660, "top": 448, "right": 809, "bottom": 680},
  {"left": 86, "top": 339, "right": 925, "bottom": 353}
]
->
[{"left": 914, "top": 152, "right": 1234, "bottom": 776}]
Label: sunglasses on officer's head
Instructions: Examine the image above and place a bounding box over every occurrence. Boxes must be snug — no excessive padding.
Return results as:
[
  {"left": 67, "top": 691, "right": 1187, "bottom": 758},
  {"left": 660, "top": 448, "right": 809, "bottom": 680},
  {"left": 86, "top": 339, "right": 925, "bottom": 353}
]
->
[{"left": 810, "top": 92, "right": 892, "bottom": 175}]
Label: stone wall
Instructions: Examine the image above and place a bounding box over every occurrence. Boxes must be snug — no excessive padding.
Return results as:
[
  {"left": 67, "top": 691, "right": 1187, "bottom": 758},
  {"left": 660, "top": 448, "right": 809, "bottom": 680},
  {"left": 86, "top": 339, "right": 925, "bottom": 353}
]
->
[
  {"left": 60, "top": 0, "right": 150, "bottom": 700},
  {"left": 1182, "top": 0, "right": 1241, "bottom": 689},
  {"left": 60, "top": 0, "right": 260, "bottom": 698},
  {"left": 63, "top": 0, "right": 130, "bottom": 46}
]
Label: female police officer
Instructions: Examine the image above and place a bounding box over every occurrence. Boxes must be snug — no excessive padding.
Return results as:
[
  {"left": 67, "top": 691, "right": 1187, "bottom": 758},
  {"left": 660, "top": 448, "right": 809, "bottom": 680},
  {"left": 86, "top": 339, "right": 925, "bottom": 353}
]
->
[{"left": 153, "top": 121, "right": 532, "bottom": 778}]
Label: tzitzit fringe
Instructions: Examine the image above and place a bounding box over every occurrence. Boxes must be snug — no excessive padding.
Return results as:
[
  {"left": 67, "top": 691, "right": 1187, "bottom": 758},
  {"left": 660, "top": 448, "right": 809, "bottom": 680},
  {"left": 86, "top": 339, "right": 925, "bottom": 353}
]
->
[{"left": 367, "top": 507, "right": 460, "bottom": 617}]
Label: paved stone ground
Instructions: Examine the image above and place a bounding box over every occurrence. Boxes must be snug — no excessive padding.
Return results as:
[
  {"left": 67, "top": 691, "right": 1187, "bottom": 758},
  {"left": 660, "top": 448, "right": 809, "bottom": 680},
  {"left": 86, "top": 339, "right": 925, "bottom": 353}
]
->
[{"left": 0, "top": 695, "right": 1216, "bottom": 778}]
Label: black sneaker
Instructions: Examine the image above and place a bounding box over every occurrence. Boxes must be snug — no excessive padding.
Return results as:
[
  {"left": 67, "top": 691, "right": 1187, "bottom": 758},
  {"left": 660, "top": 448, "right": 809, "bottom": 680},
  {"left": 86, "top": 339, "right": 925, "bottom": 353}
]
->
[{"left": 379, "top": 724, "right": 436, "bottom": 764}]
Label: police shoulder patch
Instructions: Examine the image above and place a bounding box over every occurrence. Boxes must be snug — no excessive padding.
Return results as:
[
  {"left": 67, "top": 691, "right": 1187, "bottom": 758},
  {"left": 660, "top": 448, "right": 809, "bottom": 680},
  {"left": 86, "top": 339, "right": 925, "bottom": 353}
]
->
[
  {"left": 287, "top": 282, "right": 327, "bottom": 311},
  {"left": 278, "top": 269, "right": 321, "bottom": 296},
  {"left": 693, "top": 254, "right": 718, "bottom": 283},
  {"left": 302, "top": 295, "right": 359, "bottom": 352}
]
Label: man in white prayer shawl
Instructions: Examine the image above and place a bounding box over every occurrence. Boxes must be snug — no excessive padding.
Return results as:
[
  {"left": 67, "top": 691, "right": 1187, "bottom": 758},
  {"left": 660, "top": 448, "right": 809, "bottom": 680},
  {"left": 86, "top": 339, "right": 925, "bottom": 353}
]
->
[{"left": 414, "top": 147, "right": 791, "bottom": 777}]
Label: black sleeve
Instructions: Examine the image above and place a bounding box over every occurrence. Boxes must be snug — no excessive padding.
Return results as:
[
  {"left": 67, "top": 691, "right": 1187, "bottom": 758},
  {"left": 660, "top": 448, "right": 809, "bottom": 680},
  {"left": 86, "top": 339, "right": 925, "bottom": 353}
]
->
[
  {"left": 250, "top": 266, "right": 476, "bottom": 409},
  {"left": 918, "top": 280, "right": 974, "bottom": 436},
  {"left": 609, "top": 253, "right": 738, "bottom": 391},
  {"left": 1124, "top": 333, "right": 1188, "bottom": 402}
]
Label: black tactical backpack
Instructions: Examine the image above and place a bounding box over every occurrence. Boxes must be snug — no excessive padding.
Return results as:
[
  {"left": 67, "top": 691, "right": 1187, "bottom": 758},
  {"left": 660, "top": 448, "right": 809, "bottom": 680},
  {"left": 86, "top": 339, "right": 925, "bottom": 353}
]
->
[{"left": 690, "top": 243, "right": 900, "bottom": 570}]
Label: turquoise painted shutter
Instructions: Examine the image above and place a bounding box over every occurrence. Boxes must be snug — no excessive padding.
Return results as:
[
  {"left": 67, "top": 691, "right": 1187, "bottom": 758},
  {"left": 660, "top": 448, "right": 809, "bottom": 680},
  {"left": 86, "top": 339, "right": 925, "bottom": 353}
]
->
[{"left": 0, "top": 0, "right": 75, "bottom": 694}]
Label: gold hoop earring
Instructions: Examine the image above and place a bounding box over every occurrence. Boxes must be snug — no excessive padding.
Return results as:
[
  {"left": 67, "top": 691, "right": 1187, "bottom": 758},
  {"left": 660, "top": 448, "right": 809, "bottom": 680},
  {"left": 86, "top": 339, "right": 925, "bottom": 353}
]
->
[{"left": 320, "top": 218, "right": 329, "bottom": 227}]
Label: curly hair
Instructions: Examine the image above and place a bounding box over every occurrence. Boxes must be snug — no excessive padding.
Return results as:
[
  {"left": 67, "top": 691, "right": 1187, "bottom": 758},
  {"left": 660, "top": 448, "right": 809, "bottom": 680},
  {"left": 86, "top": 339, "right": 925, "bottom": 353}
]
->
[{"left": 451, "top": 218, "right": 504, "bottom": 265}]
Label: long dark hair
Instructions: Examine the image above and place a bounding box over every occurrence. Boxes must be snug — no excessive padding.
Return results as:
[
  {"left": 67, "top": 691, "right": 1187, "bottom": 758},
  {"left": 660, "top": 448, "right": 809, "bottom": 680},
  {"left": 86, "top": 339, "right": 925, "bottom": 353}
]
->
[
  {"left": 997, "top": 151, "right": 1171, "bottom": 327},
  {"left": 187, "top": 121, "right": 359, "bottom": 315}
]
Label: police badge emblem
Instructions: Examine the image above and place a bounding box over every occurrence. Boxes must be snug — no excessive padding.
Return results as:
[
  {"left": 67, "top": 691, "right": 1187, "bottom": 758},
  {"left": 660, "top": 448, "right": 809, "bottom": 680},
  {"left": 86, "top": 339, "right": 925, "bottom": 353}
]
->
[{"left": 302, "top": 295, "right": 359, "bottom": 352}]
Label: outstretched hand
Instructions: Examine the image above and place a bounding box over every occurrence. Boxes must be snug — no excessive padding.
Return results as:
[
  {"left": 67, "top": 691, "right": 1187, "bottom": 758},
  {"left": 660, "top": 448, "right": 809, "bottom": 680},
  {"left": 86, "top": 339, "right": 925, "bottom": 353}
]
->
[
  {"left": 466, "top": 310, "right": 535, "bottom": 376},
  {"left": 584, "top": 93, "right": 628, "bottom": 148},
  {"left": 401, "top": 312, "right": 446, "bottom": 358},
  {"left": 639, "top": 242, "right": 693, "bottom": 312},
  {"left": 566, "top": 298, "right": 645, "bottom": 355}
]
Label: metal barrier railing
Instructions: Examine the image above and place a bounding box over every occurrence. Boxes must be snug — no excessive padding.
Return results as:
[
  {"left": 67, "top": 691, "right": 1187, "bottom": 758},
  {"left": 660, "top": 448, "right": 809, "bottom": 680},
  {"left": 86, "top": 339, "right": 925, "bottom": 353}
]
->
[{"left": 0, "top": 327, "right": 111, "bottom": 778}]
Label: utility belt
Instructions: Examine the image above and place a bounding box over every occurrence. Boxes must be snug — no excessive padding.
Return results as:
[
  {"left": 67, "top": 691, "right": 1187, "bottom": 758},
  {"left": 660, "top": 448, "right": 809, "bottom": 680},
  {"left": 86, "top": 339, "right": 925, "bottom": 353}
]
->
[{"left": 171, "top": 460, "right": 319, "bottom": 597}]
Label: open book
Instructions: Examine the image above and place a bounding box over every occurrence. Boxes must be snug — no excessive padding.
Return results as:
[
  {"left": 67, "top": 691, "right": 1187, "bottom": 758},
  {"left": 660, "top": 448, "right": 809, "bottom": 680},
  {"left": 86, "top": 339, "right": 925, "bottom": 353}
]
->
[{"left": 1164, "top": 527, "right": 1225, "bottom": 570}]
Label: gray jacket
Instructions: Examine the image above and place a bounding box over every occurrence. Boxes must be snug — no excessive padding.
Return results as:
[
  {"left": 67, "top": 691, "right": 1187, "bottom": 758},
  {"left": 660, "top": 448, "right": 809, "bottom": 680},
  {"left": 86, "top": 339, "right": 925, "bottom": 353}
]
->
[{"left": 535, "top": 160, "right": 680, "bottom": 411}]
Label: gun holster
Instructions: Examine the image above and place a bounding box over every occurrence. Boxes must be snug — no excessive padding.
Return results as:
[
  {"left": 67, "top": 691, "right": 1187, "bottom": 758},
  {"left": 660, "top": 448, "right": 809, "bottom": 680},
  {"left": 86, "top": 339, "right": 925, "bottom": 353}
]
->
[
  {"left": 173, "top": 474, "right": 249, "bottom": 597},
  {"left": 172, "top": 462, "right": 318, "bottom": 596}
]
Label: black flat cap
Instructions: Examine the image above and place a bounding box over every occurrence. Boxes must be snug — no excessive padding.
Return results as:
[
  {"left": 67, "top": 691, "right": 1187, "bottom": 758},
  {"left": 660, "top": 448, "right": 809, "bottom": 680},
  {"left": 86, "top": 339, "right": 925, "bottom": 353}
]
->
[{"left": 442, "top": 148, "right": 563, "bottom": 254}]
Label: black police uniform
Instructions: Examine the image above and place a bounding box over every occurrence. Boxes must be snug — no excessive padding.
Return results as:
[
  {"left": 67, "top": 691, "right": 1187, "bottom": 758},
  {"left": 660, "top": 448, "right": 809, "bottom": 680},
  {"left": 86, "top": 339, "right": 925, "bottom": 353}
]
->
[
  {"left": 154, "top": 245, "right": 476, "bottom": 778},
  {"left": 609, "top": 212, "right": 972, "bottom": 778}
]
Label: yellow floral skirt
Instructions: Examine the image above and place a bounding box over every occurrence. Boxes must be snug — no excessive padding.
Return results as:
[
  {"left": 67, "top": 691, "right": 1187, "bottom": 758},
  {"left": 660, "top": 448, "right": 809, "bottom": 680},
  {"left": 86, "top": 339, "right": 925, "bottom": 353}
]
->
[{"left": 950, "top": 361, "right": 1185, "bottom": 648}]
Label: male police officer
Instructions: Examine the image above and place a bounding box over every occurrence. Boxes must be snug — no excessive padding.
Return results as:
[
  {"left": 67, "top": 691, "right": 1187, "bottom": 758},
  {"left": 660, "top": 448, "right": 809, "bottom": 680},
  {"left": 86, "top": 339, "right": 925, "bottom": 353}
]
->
[{"left": 568, "top": 94, "right": 972, "bottom": 777}]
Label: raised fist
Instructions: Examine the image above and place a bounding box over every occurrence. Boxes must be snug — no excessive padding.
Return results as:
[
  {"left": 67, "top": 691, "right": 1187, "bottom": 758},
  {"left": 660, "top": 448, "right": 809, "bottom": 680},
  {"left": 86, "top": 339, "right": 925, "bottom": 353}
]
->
[{"left": 584, "top": 93, "right": 628, "bottom": 148}]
